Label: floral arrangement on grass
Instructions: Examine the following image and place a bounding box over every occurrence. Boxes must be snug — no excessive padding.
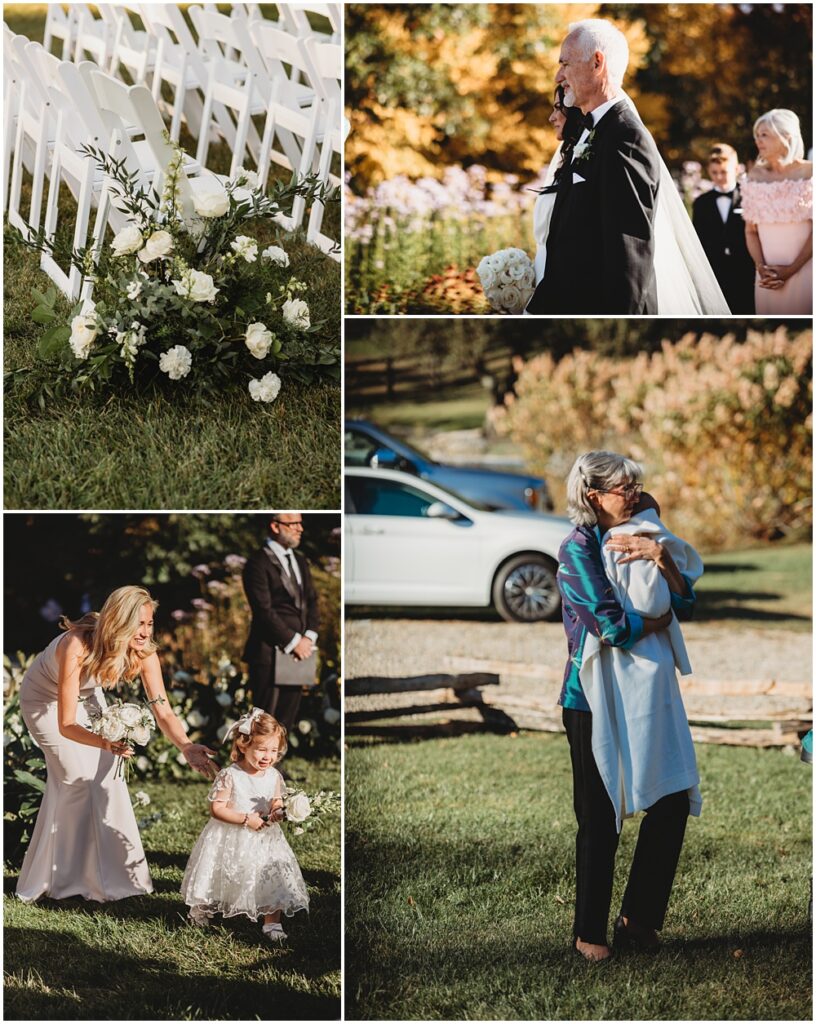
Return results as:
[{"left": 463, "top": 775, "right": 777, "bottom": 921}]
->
[{"left": 24, "top": 143, "right": 339, "bottom": 401}]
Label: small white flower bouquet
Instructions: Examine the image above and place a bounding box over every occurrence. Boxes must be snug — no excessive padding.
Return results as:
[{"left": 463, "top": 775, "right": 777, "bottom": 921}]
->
[
  {"left": 266, "top": 787, "right": 340, "bottom": 836},
  {"left": 84, "top": 699, "right": 155, "bottom": 779},
  {"left": 21, "top": 144, "right": 339, "bottom": 402},
  {"left": 476, "top": 247, "right": 536, "bottom": 314}
]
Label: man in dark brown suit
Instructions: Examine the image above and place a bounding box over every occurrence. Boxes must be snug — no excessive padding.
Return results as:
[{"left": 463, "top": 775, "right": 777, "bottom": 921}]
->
[{"left": 242, "top": 514, "right": 320, "bottom": 733}]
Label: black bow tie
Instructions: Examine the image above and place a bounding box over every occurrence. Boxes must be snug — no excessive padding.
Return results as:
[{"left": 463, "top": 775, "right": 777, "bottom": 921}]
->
[
  {"left": 715, "top": 188, "right": 736, "bottom": 198},
  {"left": 581, "top": 112, "right": 595, "bottom": 131}
]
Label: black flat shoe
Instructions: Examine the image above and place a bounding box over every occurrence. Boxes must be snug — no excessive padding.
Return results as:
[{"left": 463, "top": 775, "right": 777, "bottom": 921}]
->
[
  {"left": 573, "top": 938, "right": 614, "bottom": 965},
  {"left": 612, "top": 915, "right": 660, "bottom": 952}
]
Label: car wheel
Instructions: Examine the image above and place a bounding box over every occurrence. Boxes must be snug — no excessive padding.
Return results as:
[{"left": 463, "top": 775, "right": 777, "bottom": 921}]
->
[{"left": 491, "top": 553, "right": 560, "bottom": 623}]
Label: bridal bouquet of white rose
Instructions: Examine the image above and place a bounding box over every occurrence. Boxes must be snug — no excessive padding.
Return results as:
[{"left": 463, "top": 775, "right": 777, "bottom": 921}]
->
[
  {"left": 22, "top": 141, "right": 339, "bottom": 402},
  {"left": 84, "top": 699, "right": 155, "bottom": 780},
  {"left": 476, "top": 247, "right": 536, "bottom": 314}
]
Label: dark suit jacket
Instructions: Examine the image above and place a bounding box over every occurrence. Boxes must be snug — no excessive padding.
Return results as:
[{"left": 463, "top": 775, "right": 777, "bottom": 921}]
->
[
  {"left": 242, "top": 546, "right": 320, "bottom": 670},
  {"left": 692, "top": 187, "right": 754, "bottom": 314},
  {"left": 527, "top": 100, "right": 660, "bottom": 314}
]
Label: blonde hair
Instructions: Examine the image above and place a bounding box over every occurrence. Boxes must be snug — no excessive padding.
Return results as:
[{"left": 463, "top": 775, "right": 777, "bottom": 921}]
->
[
  {"left": 230, "top": 712, "right": 288, "bottom": 764},
  {"left": 753, "top": 109, "right": 805, "bottom": 166},
  {"left": 566, "top": 451, "right": 643, "bottom": 527},
  {"left": 60, "top": 585, "right": 158, "bottom": 689}
]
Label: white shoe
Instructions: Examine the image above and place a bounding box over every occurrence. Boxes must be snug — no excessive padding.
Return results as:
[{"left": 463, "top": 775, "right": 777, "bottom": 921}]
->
[
  {"left": 262, "top": 922, "right": 287, "bottom": 942},
  {"left": 188, "top": 908, "right": 211, "bottom": 927}
]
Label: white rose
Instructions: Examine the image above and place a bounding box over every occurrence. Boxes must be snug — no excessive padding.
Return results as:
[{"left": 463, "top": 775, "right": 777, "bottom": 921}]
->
[
  {"left": 500, "top": 284, "right": 523, "bottom": 311},
  {"left": 69, "top": 310, "right": 98, "bottom": 360},
  {"left": 130, "top": 724, "right": 152, "bottom": 746},
  {"left": 476, "top": 256, "right": 496, "bottom": 290},
  {"left": 193, "top": 187, "right": 230, "bottom": 218},
  {"left": 133, "top": 790, "right": 151, "bottom": 806},
  {"left": 261, "top": 245, "right": 290, "bottom": 267},
  {"left": 244, "top": 322, "right": 274, "bottom": 359},
  {"left": 99, "top": 717, "right": 126, "bottom": 743},
  {"left": 230, "top": 235, "right": 258, "bottom": 262},
  {"left": 285, "top": 792, "right": 311, "bottom": 823},
  {"left": 159, "top": 345, "right": 193, "bottom": 380},
  {"left": 157, "top": 750, "right": 169, "bottom": 764},
  {"left": 137, "top": 229, "right": 174, "bottom": 263},
  {"left": 135, "top": 756, "right": 150, "bottom": 772},
  {"left": 117, "top": 704, "right": 143, "bottom": 728},
  {"left": 111, "top": 223, "right": 144, "bottom": 257},
  {"left": 282, "top": 297, "right": 310, "bottom": 330},
  {"left": 248, "top": 372, "right": 282, "bottom": 403},
  {"left": 186, "top": 709, "right": 208, "bottom": 729},
  {"left": 172, "top": 268, "right": 219, "bottom": 303}
]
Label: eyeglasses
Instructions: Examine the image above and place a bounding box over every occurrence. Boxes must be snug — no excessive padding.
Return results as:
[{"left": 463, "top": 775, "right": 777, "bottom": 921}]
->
[
  {"left": 593, "top": 483, "right": 643, "bottom": 499},
  {"left": 278, "top": 520, "right": 304, "bottom": 529}
]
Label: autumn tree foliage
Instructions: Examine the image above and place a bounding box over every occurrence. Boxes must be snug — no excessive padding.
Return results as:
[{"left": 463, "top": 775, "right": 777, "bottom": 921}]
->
[
  {"left": 503, "top": 330, "right": 812, "bottom": 550},
  {"left": 345, "top": 3, "right": 812, "bottom": 189}
]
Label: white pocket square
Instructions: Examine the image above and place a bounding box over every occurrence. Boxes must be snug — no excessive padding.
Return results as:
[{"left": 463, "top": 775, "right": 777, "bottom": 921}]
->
[{"left": 572, "top": 172, "right": 587, "bottom": 184}]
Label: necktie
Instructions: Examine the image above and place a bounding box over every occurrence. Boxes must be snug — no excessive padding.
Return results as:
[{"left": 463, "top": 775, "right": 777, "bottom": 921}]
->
[{"left": 286, "top": 550, "right": 300, "bottom": 591}]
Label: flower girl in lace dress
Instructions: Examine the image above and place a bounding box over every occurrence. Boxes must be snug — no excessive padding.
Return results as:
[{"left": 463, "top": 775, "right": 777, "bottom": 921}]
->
[{"left": 181, "top": 709, "right": 309, "bottom": 942}]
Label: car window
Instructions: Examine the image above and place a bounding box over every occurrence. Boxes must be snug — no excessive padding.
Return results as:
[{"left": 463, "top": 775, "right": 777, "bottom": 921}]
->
[
  {"left": 344, "top": 428, "right": 379, "bottom": 467},
  {"left": 347, "top": 477, "right": 440, "bottom": 517}
]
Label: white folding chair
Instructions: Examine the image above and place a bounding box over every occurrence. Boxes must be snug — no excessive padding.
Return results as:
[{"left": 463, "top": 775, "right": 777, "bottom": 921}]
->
[
  {"left": 6, "top": 35, "right": 57, "bottom": 239},
  {"left": 73, "top": 4, "right": 113, "bottom": 69},
  {"left": 306, "top": 98, "right": 341, "bottom": 258},
  {"left": 139, "top": 3, "right": 210, "bottom": 144},
  {"left": 108, "top": 5, "right": 157, "bottom": 86},
  {"left": 248, "top": 18, "right": 320, "bottom": 108},
  {"left": 189, "top": 6, "right": 272, "bottom": 176},
  {"left": 279, "top": 3, "right": 341, "bottom": 45},
  {"left": 42, "top": 4, "right": 78, "bottom": 60},
  {"left": 302, "top": 37, "right": 341, "bottom": 103},
  {"left": 2, "top": 25, "right": 22, "bottom": 214}
]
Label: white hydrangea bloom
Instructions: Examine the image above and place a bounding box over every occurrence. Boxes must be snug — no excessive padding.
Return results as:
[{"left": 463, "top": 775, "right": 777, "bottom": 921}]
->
[
  {"left": 159, "top": 345, "right": 193, "bottom": 380},
  {"left": 248, "top": 371, "right": 282, "bottom": 403}
]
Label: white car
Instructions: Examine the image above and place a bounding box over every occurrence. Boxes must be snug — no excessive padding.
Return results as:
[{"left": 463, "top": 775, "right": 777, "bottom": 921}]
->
[{"left": 345, "top": 467, "right": 573, "bottom": 622}]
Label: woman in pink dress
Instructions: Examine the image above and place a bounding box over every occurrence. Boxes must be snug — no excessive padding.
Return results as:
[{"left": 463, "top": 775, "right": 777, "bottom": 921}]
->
[
  {"left": 741, "top": 109, "right": 812, "bottom": 314},
  {"left": 17, "top": 586, "right": 218, "bottom": 903}
]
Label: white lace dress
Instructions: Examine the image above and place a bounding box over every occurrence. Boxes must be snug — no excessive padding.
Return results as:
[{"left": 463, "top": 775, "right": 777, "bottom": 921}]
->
[{"left": 181, "top": 764, "right": 309, "bottom": 922}]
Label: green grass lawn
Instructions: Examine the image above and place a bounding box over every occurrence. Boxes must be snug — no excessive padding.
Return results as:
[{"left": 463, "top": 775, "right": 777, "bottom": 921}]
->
[
  {"left": 4, "top": 757, "right": 340, "bottom": 1021},
  {"left": 695, "top": 543, "right": 812, "bottom": 632},
  {"left": 345, "top": 733, "right": 812, "bottom": 1021}
]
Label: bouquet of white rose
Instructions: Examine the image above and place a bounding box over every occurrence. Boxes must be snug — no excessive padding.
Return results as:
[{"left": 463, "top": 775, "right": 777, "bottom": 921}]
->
[
  {"left": 265, "top": 786, "right": 340, "bottom": 836},
  {"left": 84, "top": 699, "right": 155, "bottom": 780},
  {"left": 19, "top": 142, "right": 339, "bottom": 403},
  {"left": 476, "top": 247, "right": 536, "bottom": 314}
]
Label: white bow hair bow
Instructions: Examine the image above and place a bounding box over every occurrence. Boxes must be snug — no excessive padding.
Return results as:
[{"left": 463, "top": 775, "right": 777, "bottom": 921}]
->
[{"left": 224, "top": 707, "right": 264, "bottom": 741}]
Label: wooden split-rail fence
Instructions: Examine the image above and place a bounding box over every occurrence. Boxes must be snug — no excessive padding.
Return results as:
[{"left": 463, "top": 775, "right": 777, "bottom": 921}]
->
[{"left": 346, "top": 656, "right": 812, "bottom": 748}]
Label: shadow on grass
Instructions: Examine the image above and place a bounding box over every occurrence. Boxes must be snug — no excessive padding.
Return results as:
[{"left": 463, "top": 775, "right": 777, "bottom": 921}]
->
[
  {"left": 346, "top": 605, "right": 505, "bottom": 623},
  {"left": 346, "top": 718, "right": 518, "bottom": 745},
  {"left": 4, "top": 925, "right": 338, "bottom": 1021}
]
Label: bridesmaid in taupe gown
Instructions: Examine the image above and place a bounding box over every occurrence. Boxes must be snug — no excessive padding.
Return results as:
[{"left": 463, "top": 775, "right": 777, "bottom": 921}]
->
[{"left": 17, "top": 585, "right": 218, "bottom": 903}]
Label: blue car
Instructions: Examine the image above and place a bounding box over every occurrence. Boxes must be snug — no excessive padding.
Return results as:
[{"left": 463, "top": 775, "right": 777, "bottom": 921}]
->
[{"left": 345, "top": 419, "right": 553, "bottom": 512}]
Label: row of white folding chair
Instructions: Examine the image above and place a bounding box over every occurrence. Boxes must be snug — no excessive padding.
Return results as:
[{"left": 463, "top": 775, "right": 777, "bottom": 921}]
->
[{"left": 305, "top": 97, "right": 341, "bottom": 259}]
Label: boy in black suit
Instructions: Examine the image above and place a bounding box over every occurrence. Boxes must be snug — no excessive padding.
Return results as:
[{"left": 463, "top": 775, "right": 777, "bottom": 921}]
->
[{"left": 692, "top": 144, "right": 755, "bottom": 314}]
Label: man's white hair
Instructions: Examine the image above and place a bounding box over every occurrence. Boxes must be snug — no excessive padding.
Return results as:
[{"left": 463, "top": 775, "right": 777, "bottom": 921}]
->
[
  {"left": 567, "top": 19, "right": 630, "bottom": 90},
  {"left": 753, "top": 109, "right": 805, "bottom": 166}
]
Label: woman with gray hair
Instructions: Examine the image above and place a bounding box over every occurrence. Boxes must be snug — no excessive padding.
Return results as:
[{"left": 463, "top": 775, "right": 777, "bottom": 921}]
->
[
  {"left": 741, "top": 108, "right": 812, "bottom": 313},
  {"left": 557, "top": 451, "right": 697, "bottom": 964}
]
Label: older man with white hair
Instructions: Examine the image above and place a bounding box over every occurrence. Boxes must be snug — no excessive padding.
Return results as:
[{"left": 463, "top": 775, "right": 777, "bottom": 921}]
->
[{"left": 527, "top": 19, "right": 661, "bottom": 314}]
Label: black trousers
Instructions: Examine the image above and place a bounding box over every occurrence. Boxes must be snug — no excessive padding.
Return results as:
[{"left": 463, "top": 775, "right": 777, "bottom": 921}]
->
[
  {"left": 248, "top": 662, "right": 302, "bottom": 735},
  {"left": 563, "top": 707, "right": 690, "bottom": 945}
]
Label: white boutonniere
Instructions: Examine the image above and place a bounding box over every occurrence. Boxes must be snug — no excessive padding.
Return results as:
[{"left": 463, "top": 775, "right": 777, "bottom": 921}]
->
[{"left": 573, "top": 129, "right": 596, "bottom": 164}]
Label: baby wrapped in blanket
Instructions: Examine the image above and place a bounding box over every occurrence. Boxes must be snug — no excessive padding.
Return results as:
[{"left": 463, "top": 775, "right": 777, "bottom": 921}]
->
[{"left": 580, "top": 506, "right": 704, "bottom": 831}]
